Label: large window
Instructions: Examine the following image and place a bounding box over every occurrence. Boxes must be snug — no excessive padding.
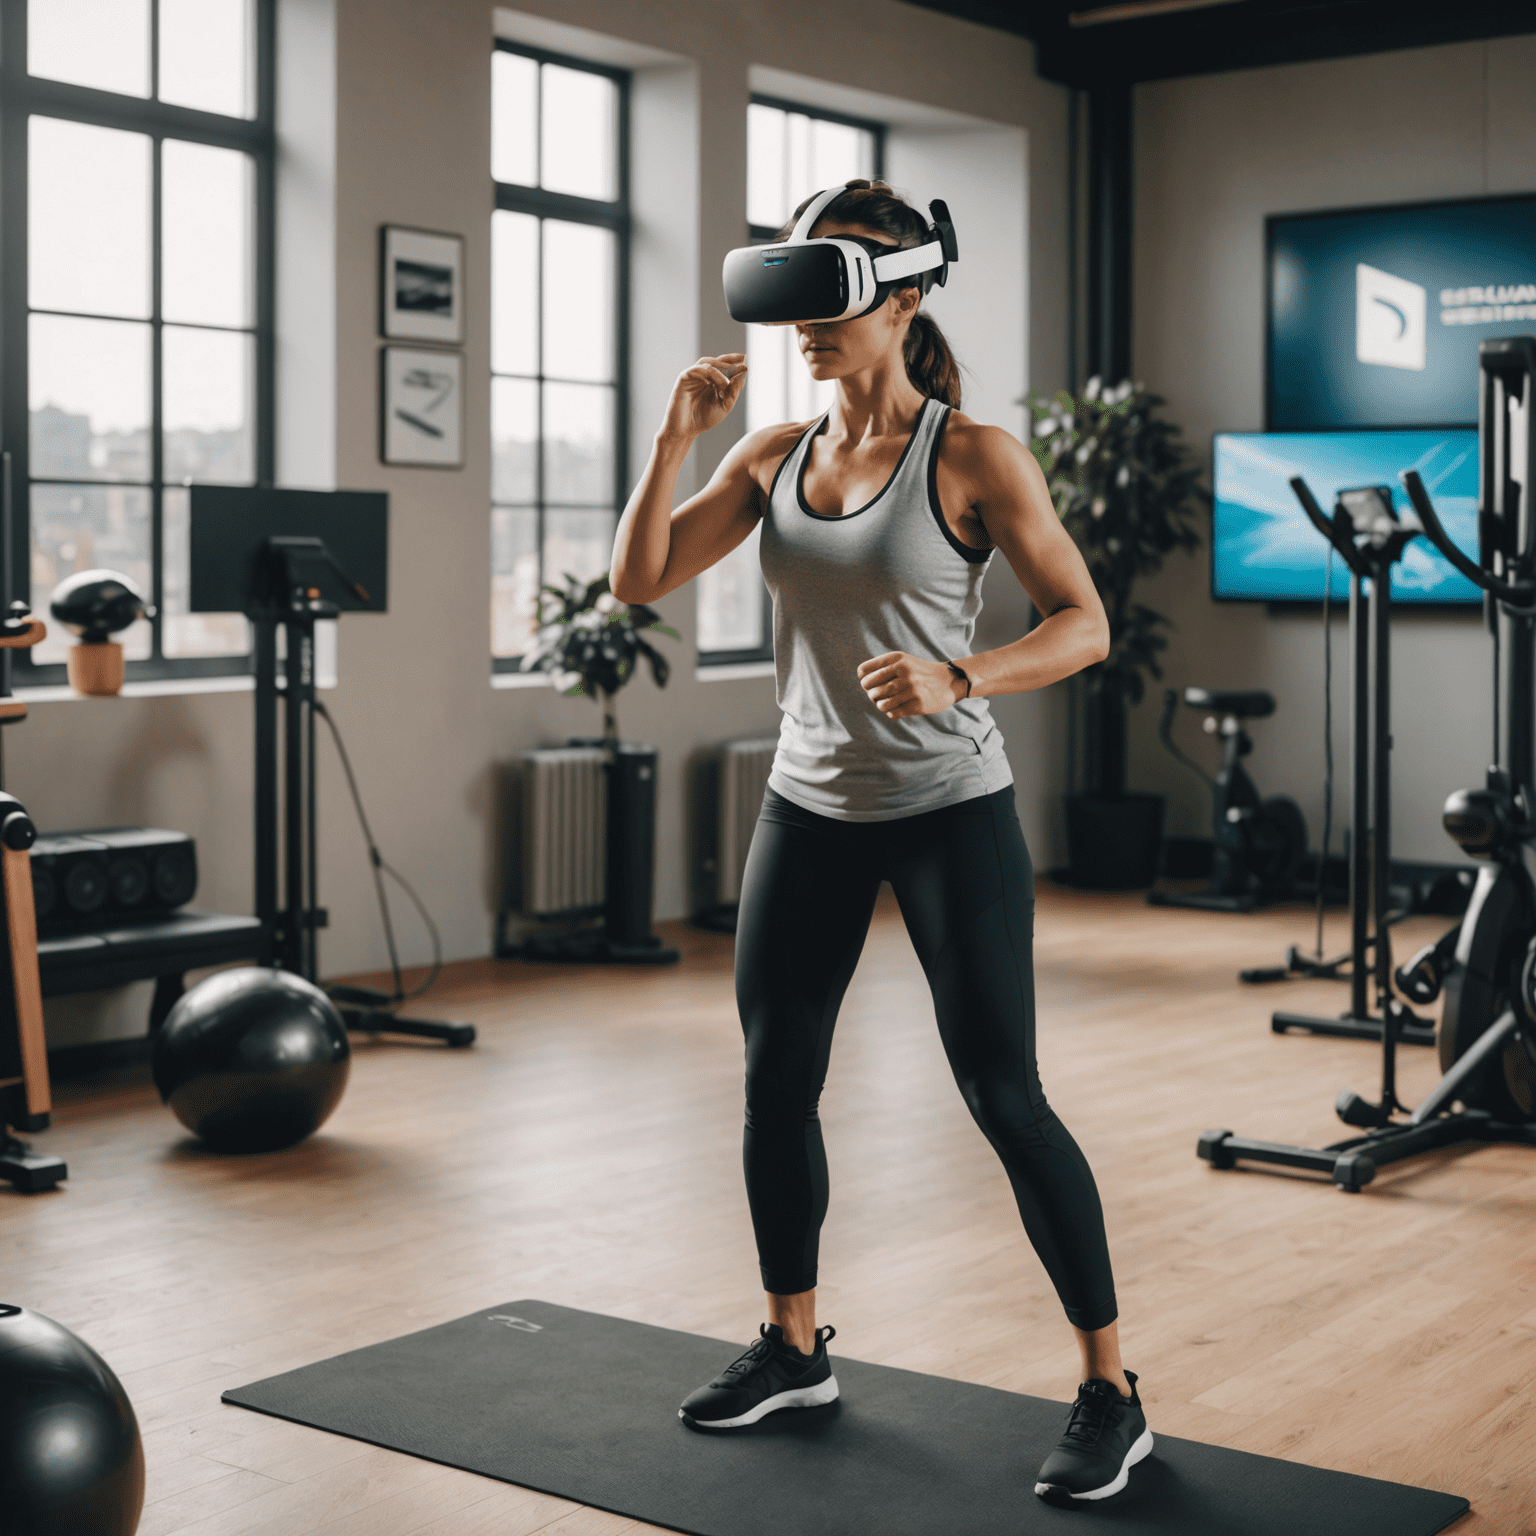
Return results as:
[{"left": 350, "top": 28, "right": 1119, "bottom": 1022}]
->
[
  {"left": 696, "top": 96, "right": 883, "bottom": 669},
  {"left": 1, "top": 0, "right": 273, "bottom": 684},
  {"left": 490, "top": 42, "right": 629, "bottom": 670}
]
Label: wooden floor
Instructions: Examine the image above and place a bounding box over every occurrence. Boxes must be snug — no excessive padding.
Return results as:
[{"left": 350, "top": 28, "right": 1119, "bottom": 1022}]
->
[{"left": 9, "top": 885, "right": 1535, "bottom": 1535}]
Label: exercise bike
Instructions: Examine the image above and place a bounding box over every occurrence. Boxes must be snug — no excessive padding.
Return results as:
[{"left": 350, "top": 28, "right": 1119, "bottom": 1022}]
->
[
  {"left": 1200, "top": 336, "right": 1536, "bottom": 1189},
  {"left": 1148, "top": 687, "right": 1308, "bottom": 911}
]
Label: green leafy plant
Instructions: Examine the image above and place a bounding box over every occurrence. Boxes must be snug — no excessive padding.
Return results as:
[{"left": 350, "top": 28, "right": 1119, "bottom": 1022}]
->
[
  {"left": 520, "top": 573, "right": 678, "bottom": 741},
  {"left": 1024, "top": 377, "right": 1206, "bottom": 793}
]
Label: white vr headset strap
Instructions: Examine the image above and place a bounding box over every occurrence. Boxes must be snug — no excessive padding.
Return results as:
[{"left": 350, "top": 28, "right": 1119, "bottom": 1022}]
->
[
  {"left": 870, "top": 240, "right": 945, "bottom": 282},
  {"left": 787, "top": 186, "right": 847, "bottom": 243}
]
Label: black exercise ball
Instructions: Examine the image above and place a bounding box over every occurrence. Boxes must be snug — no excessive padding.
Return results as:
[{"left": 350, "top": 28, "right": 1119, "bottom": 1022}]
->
[
  {"left": 48, "top": 569, "right": 149, "bottom": 643},
  {"left": 0, "top": 1304, "right": 145, "bottom": 1536},
  {"left": 152, "top": 967, "right": 351, "bottom": 1152}
]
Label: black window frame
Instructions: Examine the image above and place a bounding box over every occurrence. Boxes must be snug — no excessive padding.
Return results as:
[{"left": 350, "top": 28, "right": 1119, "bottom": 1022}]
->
[
  {"left": 0, "top": 0, "right": 276, "bottom": 688},
  {"left": 490, "top": 38, "right": 631, "bottom": 675},
  {"left": 696, "top": 94, "right": 885, "bottom": 670}
]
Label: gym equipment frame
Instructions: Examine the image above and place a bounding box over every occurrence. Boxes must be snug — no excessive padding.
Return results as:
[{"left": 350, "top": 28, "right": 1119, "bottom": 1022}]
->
[
  {"left": 1201, "top": 337, "right": 1536, "bottom": 1191},
  {"left": 190, "top": 487, "right": 474, "bottom": 1048},
  {"left": 0, "top": 452, "right": 64, "bottom": 1191},
  {"left": 1265, "top": 478, "right": 1435, "bottom": 1049}
]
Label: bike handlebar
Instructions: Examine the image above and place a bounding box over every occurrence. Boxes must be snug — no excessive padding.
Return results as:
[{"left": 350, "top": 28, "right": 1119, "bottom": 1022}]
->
[
  {"left": 1399, "top": 470, "right": 1535, "bottom": 605},
  {"left": 1288, "top": 476, "right": 1369, "bottom": 577}
]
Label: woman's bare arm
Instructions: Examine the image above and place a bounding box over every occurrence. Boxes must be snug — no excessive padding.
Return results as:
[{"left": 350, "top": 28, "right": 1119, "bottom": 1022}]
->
[
  {"left": 858, "top": 418, "right": 1109, "bottom": 720},
  {"left": 610, "top": 353, "right": 800, "bottom": 605}
]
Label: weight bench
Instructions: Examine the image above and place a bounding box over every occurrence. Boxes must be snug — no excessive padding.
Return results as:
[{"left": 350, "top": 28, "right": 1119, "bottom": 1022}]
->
[{"left": 40, "top": 911, "right": 270, "bottom": 1034}]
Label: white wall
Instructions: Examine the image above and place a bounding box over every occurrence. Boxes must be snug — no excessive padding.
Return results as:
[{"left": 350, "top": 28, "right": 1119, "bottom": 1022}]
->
[
  {"left": 27, "top": 0, "right": 1072, "bottom": 1046},
  {"left": 1131, "top": 35, "right": 1536, "bottom": 859}
]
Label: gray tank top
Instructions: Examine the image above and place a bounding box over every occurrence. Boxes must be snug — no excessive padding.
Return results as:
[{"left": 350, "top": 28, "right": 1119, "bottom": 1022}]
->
[{"left": 759, "top": 397, "right": 1013, "bottom": 822}]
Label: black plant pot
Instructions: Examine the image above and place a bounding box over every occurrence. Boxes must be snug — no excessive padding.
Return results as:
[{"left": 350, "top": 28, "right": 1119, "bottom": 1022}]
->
[{"left": 1065, "top": 793, "right": 1165, "bottom": 890}]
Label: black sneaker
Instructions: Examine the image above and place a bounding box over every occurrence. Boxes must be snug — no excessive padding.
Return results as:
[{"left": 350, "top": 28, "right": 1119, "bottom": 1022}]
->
[
  {"left": 678, "top": 1324, "right": 838, "bottom": 1429},
  {"left": 1034, "top": 1371, "right": 1153, "bottom": 1503}
]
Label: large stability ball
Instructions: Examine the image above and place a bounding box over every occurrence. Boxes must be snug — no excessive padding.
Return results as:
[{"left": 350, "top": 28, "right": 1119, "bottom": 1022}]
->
[
  {"left": 0, "top": 1304, "right": 145, "bottom": 1536},
  {"left": 152, "top": 967, "right": 351, "bottom": 1152}
]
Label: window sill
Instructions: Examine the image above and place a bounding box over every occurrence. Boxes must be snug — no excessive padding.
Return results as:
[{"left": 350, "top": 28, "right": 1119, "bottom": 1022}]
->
[
  {"left": 695, "top": 660, "right": 775, "bottom": 682},
  {"left": 17, "top": 674, "right": 257, "bottom": 704},
  {"left": 492, "top": 670, "right": 551, "bottom": 690}
]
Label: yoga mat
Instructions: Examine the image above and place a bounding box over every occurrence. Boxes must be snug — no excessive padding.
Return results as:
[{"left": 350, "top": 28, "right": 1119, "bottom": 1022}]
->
[{"left": 223, "top": 1300, "right": 1468, "bottom": 1536}]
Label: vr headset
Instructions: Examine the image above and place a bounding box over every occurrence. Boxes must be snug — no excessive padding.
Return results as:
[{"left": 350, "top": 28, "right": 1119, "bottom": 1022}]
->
[{"left": 722, "top": 185, "right": 959, "bottom": 326}]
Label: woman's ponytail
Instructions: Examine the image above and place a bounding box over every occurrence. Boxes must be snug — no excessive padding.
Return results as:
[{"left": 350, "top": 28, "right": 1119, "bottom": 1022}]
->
[{"left": 904, "top": 311, "right": 962, "bottom": 408}]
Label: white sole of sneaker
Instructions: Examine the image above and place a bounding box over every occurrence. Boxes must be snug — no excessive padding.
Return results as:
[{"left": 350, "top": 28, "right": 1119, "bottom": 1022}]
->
[
  {"left": 679, "top": 1373, "right": 840, "bottom": 1430},
  {"left": 1035, "top": 1426, "right": 1154, "bottom": 1502}
]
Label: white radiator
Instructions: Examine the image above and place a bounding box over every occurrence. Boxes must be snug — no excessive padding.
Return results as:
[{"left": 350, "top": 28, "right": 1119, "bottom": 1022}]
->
[
  {"left": 713, "top": 736, "right": 778, "bottom": 904},
  {"left": 520, "top": 747, "right": 606, "bottom": 917}
]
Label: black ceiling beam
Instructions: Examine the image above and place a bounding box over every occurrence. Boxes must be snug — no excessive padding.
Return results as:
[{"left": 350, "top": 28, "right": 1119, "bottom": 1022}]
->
[{"left": 901, "top": 0, "right": 1536, "bottom": 85}]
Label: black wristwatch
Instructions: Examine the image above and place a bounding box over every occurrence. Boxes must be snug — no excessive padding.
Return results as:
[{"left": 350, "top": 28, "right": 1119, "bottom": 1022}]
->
[{"left": 947, "top": 660, "right": 972, "bottom": 698}]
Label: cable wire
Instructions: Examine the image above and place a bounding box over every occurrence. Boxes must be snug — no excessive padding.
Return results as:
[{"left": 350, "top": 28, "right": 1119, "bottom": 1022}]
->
[
  {"left": 312, "top": 698, "right": 442, "bottom": 1005},
  {"left": 1315, "top": 546, "right": 1335, "bottom": 961}
]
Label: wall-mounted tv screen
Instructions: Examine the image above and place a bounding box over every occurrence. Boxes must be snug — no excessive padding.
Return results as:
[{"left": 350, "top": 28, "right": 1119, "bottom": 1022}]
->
[
  {"left": 1212, "top": 429, "right": 1480, "bottom": 606},
  {"left": 1268, "top": 194, "right": 1536, "bottom": 430}
]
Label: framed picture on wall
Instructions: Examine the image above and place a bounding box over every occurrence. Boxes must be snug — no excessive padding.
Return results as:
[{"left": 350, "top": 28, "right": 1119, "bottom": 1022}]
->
[
  {"left": 380, "top": 225, "right": 464, "bottom": 344},
  {"left": 381, "top": 346, "right": 463, "bottom": 467}
]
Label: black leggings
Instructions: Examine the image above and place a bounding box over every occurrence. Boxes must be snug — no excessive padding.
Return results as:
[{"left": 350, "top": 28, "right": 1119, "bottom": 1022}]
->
[{"left": 734, "top": 784, "right": 1117, "bottom": 1333}]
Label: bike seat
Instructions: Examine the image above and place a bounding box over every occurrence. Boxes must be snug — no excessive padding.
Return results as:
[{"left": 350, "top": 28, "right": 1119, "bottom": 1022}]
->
[{"left": 1183, "top": 687, "right": 1276, "bottom": 719}]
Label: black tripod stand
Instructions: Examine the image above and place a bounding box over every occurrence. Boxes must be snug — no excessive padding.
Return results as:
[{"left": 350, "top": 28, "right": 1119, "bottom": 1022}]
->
[
  {"left": 1267, "top": 481, "right": 1435, "bottom": 1050},
  {"left": 190, "top": 487, "right": 474, "bottom": 1049},
  {"left": 250, "top": 541, "right": 473, "bottom": 1047}
]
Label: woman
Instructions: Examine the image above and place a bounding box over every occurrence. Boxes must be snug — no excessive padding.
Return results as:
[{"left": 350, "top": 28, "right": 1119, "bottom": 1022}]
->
[{"left": 610, "top": 180, "right": 1150, "bottom": 1505}]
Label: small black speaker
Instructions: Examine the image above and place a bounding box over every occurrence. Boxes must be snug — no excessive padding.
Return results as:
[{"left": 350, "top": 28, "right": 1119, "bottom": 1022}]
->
[{"left": 31, "top": 828, "right": 198, "bottom": 936}]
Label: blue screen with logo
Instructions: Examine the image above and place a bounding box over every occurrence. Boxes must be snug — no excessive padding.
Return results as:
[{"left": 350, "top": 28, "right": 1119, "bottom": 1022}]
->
[
  {"left": 1268, "top": 197, "right": 1536, "bottom": 430},
  {"left": 1212, "top": 430, "right": 1481, "bottom": 605}
]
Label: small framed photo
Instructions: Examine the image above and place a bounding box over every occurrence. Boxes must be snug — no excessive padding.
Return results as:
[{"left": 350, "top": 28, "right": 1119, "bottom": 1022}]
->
[
  {"left": 381, "top": 346, "right": 463, "bottom": 467},
  {"left": 380, "top": 225, "right": 464, "bottom": 344}
]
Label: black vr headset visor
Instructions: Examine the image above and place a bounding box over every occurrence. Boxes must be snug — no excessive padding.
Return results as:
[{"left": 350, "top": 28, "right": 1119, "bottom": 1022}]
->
[{"left": 722, "top": 185, "right": 959, "bottom": 326}]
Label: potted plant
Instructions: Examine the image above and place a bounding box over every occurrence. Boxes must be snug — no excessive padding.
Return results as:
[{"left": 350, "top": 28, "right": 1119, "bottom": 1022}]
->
[
  {"left": 520, "top": 573, "right": 678, "bottom": 738},
  {"left": 1025, "top": 377, "right": 1205, "bottom": 888},
  {"left": 516, "top": 573, "right": 681, "bottom": 962}
]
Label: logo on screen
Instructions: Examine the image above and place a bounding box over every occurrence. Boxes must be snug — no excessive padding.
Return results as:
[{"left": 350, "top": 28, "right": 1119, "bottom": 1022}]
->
[{"left": 1356, "top": 264, "right": 1426, "bottom": 371}]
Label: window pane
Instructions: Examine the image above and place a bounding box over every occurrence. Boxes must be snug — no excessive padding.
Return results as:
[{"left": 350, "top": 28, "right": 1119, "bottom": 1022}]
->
[
  {"left": 784, "top": 110, "right": 814, "bottom": 229},
  {"left": 491, "top": 210, "right": 538, "bottom": 376},
  {"left": 492, "top": 377, "right": 537, "bottom": 504},
  {"left": 745, "top": 324, "right": 787, "bottom": 434},
  {"left": 542, "top": 222, "right": 613, "bottom": 383},
  {"left": 753, "top": 108, "right": 878, "bottom": 232},
  {"left": 159, "top": 0, "right": 253, "bottom": 117},
  {"left": 30, "top": 314, "right": 150, "bottom": 481},
  {"left": 492, "top": 50, "right": 537, "bottom": 186},
  {"left": 544, "top": 509, "right": 613, "bottom": 592},
  {"left": 491, "top": 508, "right": 539, "bottom": 658},
  {"left": 543, "top": 382, "right": 613, "bottom": 505},
  {"left": 29, "top": 0, "right": 149, "bottom": 97},
  {"left": 541, "top": 63, "right": 615, "bottom": 201},
  {"left": 31, "top": 483, "right": 152, "bottom": 665},
  {"left": 163, "top": 140, "right": 252, "bottom": 327},
  {"left": 810, "top": 118, "right": 871, "bottom": 193},
  {"left": 161, "top": 488, "right": 250, "bottom": 658},
  {"left": 30, "top": 117, "right": 151, "bottom": 320},
  {"left": 697, "top": 528, "right": 764, "bottom": 652},
  {"left": 163, "top": 326, "right": 254, "bottom": 484},
  {"left": 747, "top": 104, "right": 786, "bottom": 230}
]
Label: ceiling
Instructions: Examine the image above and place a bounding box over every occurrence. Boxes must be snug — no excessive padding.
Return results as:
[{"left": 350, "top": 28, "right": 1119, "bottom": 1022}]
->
[{"left": 901, "top": 0, "right": 1536, "bottom": 85}]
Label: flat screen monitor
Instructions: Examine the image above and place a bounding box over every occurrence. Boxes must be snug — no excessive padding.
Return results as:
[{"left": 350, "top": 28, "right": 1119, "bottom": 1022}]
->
[
  {"left": 1211, "top": 429, "right": 1480, "bottom": 606},
  {"left": 189, "top": 486, "right": 389, "bottom": 615},
  {"left": 1267, "top": 193, "right": 1536, "bottom": 430}
]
